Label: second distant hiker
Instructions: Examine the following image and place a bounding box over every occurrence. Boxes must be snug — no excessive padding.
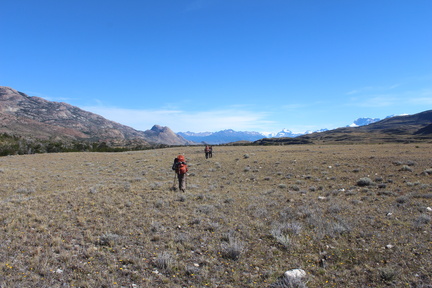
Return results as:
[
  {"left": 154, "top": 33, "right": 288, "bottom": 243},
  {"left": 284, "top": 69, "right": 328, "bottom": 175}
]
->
[{"left": 205, "top": 145, "right": 210, "bottom": 159}]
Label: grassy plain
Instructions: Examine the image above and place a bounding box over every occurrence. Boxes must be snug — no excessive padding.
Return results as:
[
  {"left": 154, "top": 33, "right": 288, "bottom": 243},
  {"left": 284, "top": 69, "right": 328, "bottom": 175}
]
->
[{"left": 0, "top": 144, "right": 431, "bottom": 287}]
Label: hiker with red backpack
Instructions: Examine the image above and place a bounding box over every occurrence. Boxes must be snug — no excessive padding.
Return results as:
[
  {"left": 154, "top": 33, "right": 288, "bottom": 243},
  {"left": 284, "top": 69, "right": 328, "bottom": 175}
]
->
[{"left": 172, "top": 155, "right": 188, "bottom": 192}]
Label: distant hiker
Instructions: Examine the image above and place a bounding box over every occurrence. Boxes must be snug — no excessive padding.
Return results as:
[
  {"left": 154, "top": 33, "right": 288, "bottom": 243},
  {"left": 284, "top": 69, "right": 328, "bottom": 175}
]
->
[
  {"left": 209, "top": 146, "right": 213, "bottom": 158},
  {"left": 204, "top": 145, "right": 211, "bottom": 159},
  {"left": 172, "top": 155, "right": 188, "bottom": 192}
]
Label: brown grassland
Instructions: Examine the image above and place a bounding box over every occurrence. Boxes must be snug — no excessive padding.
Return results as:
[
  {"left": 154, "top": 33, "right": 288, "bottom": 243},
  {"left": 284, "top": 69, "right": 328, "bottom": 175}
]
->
[{"left": 0, "top": 144, "right": 431, "bottom": 287}]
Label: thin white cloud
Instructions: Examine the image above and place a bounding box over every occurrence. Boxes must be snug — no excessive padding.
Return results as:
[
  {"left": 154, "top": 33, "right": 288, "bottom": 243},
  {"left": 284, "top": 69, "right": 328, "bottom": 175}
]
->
[
  {"left": 346, "top": 84, "right": 401, "bottom": 95},
  {"left": 348, "top": 87, "right": 432, "bottom": 108},
  {"left": 281, "top": 99, "right": 327, "bottom": 110},
  {"left": 346, "top": 87, "right": 372, "bottom": 95},
  {"left": 348, "top": 95, "right": 398, "bottom": 108},
  {"left": 281, "top": 103, "right": 307, "bottom": 110},
  {"left": 81, "top": 106, "right": 274, "bottom": 133},
  {"left": 408, "top": 96, "right": 432, "bottom": 106}
]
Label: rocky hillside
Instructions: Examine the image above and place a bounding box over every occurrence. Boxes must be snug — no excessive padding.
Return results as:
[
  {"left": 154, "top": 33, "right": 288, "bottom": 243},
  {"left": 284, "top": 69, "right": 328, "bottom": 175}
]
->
[{"left": 0, "top": 86, "right": 192, "bottom": 146}]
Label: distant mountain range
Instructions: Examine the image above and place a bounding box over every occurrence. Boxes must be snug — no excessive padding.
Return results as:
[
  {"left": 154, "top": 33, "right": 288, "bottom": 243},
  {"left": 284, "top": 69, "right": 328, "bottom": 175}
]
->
[
  {"left": 0, "top": 86, "right": 192, "bottom": 146},
  {"left": 178, "top": 129, "right": 308, "bottom": 144},
  {"left": 177, "top": 116, "right": 394, "bottom": 144},
  {"left": 178, "top": 130, "right": 265, "bottom": 144}
]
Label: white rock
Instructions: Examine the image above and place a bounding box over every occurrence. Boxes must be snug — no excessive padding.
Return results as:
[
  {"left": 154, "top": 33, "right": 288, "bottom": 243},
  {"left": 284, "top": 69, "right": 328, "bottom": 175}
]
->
[
  {"left": 427, "top": 207, "right": 432, "bottom": 212},
  {"left": 55, "top": 269, "right": 63, "bottom": 274},
  {"left": 284, "top": 268, "right": 306, "bottom": 279},
  {"left": 318, "top": 196, "right": 326, "bottom": 200}
]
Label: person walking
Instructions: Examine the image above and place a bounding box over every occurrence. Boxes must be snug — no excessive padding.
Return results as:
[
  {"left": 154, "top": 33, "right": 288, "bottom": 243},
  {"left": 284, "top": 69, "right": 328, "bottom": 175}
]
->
[
  {"left": 204, "top": 145, "right": 210, "bottom": 159},
  {"left": 209, "top": 146, "right": 213, "bottom": 158},
  {"left": 172, "top": 155, "right": 188, "bottom": 192}
]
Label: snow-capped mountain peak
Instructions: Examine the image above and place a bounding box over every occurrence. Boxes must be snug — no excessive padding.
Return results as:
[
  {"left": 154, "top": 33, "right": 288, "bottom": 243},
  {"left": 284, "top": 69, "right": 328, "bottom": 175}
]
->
[
  {"left": 348, "top": 117, "right": 381, "bottom": 127},
  {"left": 274, "top": 128, "right": 297, "bottom": 138}
]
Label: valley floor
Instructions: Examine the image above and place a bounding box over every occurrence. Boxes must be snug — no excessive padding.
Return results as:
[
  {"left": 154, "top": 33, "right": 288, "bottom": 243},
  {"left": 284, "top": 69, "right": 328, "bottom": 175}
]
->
[{"left": 0, "top": 144, "right": 431, "bottom": 287}]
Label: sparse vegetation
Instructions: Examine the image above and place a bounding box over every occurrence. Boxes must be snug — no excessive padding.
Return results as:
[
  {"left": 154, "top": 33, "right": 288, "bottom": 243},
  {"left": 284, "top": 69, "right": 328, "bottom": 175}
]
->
[
  {"left": 0, "top": 133, "right": 166, "bottom": 156},
  {"left": 0, "top": 144, "right": 431, "bottom": 287}
]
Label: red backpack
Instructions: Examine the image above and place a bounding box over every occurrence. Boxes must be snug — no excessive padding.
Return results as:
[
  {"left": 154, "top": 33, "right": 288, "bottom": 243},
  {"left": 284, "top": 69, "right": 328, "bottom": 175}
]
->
[{"left": 174, "top": 155, "right": 188, "bottom": 174}]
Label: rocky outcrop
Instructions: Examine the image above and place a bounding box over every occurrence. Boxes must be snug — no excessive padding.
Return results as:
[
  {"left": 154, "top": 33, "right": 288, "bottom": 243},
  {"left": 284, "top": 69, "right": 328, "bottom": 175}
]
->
[{"left": 144, "top": 125, "right": 195, "bottom": 145}]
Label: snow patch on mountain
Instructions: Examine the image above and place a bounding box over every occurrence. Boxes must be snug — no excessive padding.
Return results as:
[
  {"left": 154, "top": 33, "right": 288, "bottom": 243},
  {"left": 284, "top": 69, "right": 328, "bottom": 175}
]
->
[
  {"left": 304, "top": 128, "right": 329, "bottom": 134},
  {"left": 178, "top": 131, "right": 213, "bottom": 137},
  {"left": 348, "top": 117, "right": 381, "bottom": 127}
]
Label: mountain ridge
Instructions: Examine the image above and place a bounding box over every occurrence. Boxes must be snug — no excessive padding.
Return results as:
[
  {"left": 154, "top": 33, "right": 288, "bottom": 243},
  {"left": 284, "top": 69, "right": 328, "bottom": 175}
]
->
[{"left": 0, "top": 86, "right": 192, "bottom": 146}]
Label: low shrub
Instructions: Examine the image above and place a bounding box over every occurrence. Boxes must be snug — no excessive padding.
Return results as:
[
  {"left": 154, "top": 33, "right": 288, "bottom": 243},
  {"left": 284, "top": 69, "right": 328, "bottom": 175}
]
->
[{"left": 356, "top": 177, "right": 374, "bottom": 187}]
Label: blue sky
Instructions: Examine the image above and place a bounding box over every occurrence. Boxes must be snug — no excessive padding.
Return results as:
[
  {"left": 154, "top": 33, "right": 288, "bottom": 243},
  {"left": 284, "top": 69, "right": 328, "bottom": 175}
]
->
[{"left": 1, "top": 0, "right": 431, "bottom": 134}]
